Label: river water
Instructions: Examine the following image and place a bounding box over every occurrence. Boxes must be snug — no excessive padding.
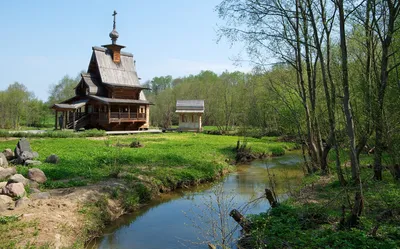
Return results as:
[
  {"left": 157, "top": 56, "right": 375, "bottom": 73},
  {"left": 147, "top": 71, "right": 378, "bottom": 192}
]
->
[{"left": 92, "top": 152, "right": 303, "bottom": 249}]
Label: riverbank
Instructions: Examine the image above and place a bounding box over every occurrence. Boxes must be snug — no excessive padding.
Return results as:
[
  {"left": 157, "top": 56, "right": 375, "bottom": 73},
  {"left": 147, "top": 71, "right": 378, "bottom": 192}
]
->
[
  {"left": 0, "top": 133, "right": 297, "bottom": 248},
  {"left": 242, "top": 164, "right": 400, "bottom": 248}
]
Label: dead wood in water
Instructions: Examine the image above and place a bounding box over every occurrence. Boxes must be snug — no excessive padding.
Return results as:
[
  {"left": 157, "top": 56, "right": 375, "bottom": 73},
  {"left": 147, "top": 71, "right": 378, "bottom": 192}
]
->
[
  {"left": 208, "top": 243, "right": 216, "bottom": 249},
  {"left": 265, "top": 188, "right": 279, "bottom": 208},
  {"left": 229, "top": 209, "right": 252, "bottom": 233}
]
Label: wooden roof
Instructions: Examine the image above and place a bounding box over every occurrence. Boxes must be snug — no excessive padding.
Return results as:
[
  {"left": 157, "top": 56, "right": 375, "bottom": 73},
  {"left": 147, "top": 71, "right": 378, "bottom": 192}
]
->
[
  {"left": 92, "top": 46, "right": 141, "bottom": 87},
  {"left": 176, "top": 100, "right": 204, "bottom": 113},
  {"left": 81, "top": 73, "right": 106, "bottom": 96},
  {"left": 52, "top": 99, "right": 89, "bottom": 110},
  {"left": 88, "top": 95, "right": 152, "bottom": 105}
]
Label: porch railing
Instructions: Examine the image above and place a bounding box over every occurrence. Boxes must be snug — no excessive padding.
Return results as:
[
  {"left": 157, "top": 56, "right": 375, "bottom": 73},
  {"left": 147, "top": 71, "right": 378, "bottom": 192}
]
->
[{"left": 109, "top": 112, "right": 146, "bottom": 120}]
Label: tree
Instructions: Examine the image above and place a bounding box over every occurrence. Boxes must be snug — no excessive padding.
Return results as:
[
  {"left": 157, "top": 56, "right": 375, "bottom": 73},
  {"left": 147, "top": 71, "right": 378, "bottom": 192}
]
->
[
  {"left": 3, "top": 82, "right": 31, "bottom": 129},
  {"left": 151, "top": 75, "right": 173, "bottom": 95},
  {"left": 371, "top": 0, "right": 400, "bottom": 180},
  {"left": 47, "top": 73, "right": 81, "bottom": 105}
]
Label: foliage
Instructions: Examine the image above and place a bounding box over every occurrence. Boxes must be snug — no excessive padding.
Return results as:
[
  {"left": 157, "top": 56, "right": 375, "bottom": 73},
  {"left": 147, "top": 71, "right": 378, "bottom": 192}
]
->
[
  {"left": 247, "top": 168, "right": 400, "bottom": 248},
  {"left": 0, "top": 82, "right": 51, "bottom": 129},
  {"left": 47, "top": 73, "right": 81, "bottom": 106}
]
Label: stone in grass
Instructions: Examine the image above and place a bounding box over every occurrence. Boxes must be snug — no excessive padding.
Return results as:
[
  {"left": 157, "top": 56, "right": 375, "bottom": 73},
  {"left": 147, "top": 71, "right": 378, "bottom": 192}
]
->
[
  {"left": 2, "top": 149, "right": 14, "bottom": 160},
  {"left": 28, "top": 168, "right": 47, "bottom": 183},
  {"left": 14, "top": 138, "right": 32, "bottom": 156},
  {"left": 0, "top": 195, "right": 14, "bottom": 211},
  {"left": 25, "top": 160, "right": 42, "bottom": 166},
  {"left": 32, "top": 152, "right": 39, "bottom": 159},
  {"left": 0, "top": 153, "right": 8, "bottom": 167},
  {"left": 0, "top": 167, "right": 17, "bottom": 181},
  {"left": 45, "top": 154, "right": 60, "bottom": 164},
  {"left": 8, "top": 174, "right": 29, "bottom": 186},
  {"left": 30, "top": 188, "right": 41, "bottom": 194},
  {"left": 27, "top": 180, "right": 39, "bottom": 189},
  {"left": 30, "top": 192, "right": 50, "bottom": 200},
  {"left": 15, "top": 197, "right": 31, "bottom": 209},
  {"left": 2, "top": 182, "right": 25, "bottom": 197}
]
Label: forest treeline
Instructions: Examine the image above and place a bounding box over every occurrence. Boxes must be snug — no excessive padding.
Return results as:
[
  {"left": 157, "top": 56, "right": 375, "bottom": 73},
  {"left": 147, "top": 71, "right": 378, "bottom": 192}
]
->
[
  {"left": 0, "top": 74, "right": 81, "bottom": 129},
  {"left": 213, "top": 0, "right": 400, "bottom": 187}
]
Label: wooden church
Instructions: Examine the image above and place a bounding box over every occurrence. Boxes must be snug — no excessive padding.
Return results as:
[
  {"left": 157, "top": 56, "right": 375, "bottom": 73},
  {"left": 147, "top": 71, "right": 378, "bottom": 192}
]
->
[{"left": 52, "top": 11, "right": 151, "bottom": 131}]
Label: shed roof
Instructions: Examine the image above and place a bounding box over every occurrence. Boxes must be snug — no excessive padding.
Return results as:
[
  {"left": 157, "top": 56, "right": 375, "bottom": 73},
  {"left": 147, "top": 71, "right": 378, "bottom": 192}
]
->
[
  {"left": 176, "top": 110, "right": 204, "bottom": 113},
  {"left": 52, "top": 99, "right": 89, "bottom": 110},
  {"left": 176, "top": 100, "right": 205, "bottom": 111},
  {"left": 92, "top": 46, "right": 141, "bottom": 87}
]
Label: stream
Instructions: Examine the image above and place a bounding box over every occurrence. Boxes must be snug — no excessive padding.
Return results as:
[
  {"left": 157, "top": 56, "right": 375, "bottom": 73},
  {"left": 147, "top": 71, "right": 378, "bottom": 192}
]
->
[{"left": 92, "top": 152, "right": 303, "bottom": 249}]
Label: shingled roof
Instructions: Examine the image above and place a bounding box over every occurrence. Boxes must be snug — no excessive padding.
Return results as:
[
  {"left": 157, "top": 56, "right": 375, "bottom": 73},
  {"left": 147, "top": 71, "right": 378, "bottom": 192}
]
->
[
  {"left": 81, "top": 73, "right": 106, "bottom": 96},
  {"left": 88, "top": 95, "right": 151, "bottom": 105},
  {"left": 91, "top": 46, "right": 141, "bottom": 87},
  {"left": 176, "top": 100, "right": 205, "bottom": 113}
]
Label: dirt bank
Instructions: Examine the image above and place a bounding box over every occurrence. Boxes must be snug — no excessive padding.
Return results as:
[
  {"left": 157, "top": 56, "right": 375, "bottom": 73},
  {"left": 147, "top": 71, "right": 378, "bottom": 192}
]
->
[
  {"left": 1, "top": 169, "right": 230, "bottom": 248},
  {"left": 2, "top": 181, "right": 128, "bottom": 248}
]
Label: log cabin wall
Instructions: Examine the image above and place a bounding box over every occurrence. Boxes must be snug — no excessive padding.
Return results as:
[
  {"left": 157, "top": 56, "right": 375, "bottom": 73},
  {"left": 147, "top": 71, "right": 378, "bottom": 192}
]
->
[{"left": 109, "top": 88, "right": 139, "bottom": 99}]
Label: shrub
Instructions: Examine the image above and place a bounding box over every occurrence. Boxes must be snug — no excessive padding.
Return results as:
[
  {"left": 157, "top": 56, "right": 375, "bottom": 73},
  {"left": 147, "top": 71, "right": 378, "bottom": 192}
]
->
[{"left": 269, "top": 146, "right": 285, "bottom": 156}]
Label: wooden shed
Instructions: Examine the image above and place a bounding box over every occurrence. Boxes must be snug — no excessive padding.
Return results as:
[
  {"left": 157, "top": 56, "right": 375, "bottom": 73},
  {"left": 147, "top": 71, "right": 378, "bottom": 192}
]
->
[
  {"left": 176, "top": 100, "right": 204, "bottom": 132},
  {"left": 51, "top": 11, "right": 152, "bottom": 131}
]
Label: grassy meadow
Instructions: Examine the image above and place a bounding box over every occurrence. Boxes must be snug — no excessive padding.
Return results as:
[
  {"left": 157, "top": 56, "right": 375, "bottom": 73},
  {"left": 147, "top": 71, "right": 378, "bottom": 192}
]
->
[{"left": 0, "top": 133, "right": 297, "bottom": 189}]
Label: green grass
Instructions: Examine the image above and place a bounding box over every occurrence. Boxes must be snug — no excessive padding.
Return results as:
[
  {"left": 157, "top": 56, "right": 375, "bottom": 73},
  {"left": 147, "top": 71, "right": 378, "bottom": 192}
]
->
[
  {"left": 0, "top": 133, "right": 297, "bottom": 189},
  {"left": 0, "top": 216, "right": 45, "bottom": 249},
  {"left": 247, "top": 162, "right": 400, "bottom": 249}
]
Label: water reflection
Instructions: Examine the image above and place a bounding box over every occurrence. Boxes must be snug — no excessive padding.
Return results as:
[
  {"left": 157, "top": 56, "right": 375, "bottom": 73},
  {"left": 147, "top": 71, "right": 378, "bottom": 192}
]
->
[{"left": 92, "top": 152, "right": 303, "bottom": 249}]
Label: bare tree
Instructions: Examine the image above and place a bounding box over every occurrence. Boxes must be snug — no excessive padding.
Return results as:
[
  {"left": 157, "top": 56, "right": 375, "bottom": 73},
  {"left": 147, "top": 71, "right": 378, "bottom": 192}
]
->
[{"left": 371, "top": 0, "right": 400, "bottom": 180}]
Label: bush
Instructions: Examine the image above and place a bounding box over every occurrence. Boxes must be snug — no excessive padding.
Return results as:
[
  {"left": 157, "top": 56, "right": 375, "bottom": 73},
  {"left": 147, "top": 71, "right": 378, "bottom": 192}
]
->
[
  {"left": 269, "top": 146, "right": 285, "bottom": 156},
  {"left": 0, "top": 129, "right": 105, "bottom": 138}
]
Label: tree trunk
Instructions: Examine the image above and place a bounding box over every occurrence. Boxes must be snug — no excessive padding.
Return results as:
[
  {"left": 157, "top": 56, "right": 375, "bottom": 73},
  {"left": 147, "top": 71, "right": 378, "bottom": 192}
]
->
[
  {"left": 229, "top": 209, "right": 252, "bottom": 233},
  {"left": 337, "top": 0, "right": 361, "bottom": 183},
  {"left": 373, "top": 0, "right": 398, "bottom": 180},
  {"left": 265, "top": 188, "right": 279, "bottom": 208},
  {"left": 346, "top": 191, "right": 364, "bottom": 227}
]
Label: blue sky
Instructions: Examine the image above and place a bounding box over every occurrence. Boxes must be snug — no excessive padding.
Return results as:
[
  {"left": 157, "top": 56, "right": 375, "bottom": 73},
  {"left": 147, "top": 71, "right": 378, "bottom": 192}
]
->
[{"left": 0, "top": 0, "right": 251, "bottom": 101}]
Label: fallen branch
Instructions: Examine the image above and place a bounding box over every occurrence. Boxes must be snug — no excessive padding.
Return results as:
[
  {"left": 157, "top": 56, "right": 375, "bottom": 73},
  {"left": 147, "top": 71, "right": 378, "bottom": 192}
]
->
[{"left": 229, "top": 209, "right": 252, "bottom": 233}]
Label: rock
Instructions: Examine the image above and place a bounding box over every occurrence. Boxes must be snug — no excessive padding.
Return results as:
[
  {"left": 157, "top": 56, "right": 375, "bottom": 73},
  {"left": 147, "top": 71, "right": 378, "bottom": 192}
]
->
[
  {"left": 32, "top": 151, "right": 39, "bottom": 159},
  {"left": 19, "top": 151, "right": 35, "bottom": 162},
  {"left": 0, "top": 167, "right": 16, "bottom": 181},
  {"left": 2, "top": 149, "right": 14, "bottom": 160},
  {"left": 30, "top": 188, "right": 41, "bottom": 193},
  {"left": 30, "top": 192, "right": 50, "bottom": 200},
  {"left": 2, "top": 182, "right": 25, "bottom": 197},
  {"left": 28, "top": 168, "right": 47, "bottom": 183},
  {"left": 14, "top": 138, "right": 38, "bottom": 165},
  {"left": 0, "top": 195, "right": 14, "bottom": 211},
  {"left": 0, "top": 181, "right": 7, "bottom": 189},
  {"left": 45, "top": 154, "right": 60, "bottom": 164},
  {"left": 14, "top": 138, "right": 32, "bottom": 156},
  {"left": 8, "top": 174, "right": 29, "bottom": 186},
  {"left": 24, "top": 160, "right": 42, "bottom": 166},
  {"left": 15, "top": 197, "right": 31, "bottom": 209},
  {"left": 0, "top": 153, "right": 8, "bottom": 167},
  {"left": 27, "top": 180, "right": 39, "bottom": 189}
]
